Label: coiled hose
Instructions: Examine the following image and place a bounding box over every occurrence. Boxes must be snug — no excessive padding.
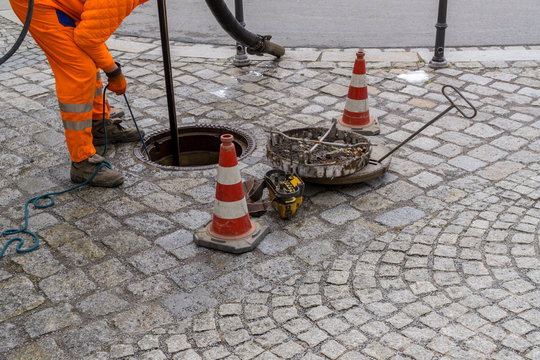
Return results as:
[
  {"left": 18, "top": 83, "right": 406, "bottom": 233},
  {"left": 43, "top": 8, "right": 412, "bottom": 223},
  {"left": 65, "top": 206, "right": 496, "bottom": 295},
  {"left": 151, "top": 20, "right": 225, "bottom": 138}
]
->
[{"left": 204, "top": 0, "right": 285, "bottom": 58}]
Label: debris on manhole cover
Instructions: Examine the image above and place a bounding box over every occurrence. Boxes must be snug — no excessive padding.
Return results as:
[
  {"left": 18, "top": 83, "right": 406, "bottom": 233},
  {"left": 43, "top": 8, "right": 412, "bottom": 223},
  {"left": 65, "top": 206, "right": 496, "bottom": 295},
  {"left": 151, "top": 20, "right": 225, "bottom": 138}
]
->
[{"left": 267, "top": 126, "right": 372, "bottom": 180}]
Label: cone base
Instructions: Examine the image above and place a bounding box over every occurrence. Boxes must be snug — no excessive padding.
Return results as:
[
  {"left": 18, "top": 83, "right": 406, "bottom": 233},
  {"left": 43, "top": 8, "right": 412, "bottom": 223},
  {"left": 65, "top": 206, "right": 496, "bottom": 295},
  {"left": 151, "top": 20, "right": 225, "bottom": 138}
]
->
[
  {"left": 208, "top": 218, "right": 257, "bottom": 241},
  {"left": 194, "top": 218, "right": 270, "bottom": 254},
  {"left": 337, "top": 116, "right": 380, "bottom": 136}
]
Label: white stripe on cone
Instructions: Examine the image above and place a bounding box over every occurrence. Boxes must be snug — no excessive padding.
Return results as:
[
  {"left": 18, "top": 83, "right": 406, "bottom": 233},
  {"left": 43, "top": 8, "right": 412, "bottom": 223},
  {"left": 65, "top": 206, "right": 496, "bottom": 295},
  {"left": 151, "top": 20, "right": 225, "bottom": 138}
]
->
[
  {"left": 213, "top": 198, "right": 249, "bottom": 219},
  {"left": 344, "top": 98, "right": 369, "bottom": 113},
  {"left": 350, "top": 74, "right": 368, "bottom": 88},
  {"left": 217, "top": 166, "right": 242, "bottom": 186}
]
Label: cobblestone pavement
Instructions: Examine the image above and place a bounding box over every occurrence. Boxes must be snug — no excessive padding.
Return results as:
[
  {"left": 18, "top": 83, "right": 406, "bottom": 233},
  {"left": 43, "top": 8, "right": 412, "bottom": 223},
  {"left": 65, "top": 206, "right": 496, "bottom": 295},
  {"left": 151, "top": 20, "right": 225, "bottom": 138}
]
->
[{"left": 1, "top": 16, "right": 540, "bottom": 360}]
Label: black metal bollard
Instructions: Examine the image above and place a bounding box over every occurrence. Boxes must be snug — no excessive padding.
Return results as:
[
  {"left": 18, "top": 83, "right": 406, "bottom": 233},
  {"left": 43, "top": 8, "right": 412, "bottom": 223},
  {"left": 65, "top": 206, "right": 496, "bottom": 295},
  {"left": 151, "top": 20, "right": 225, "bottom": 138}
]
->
[
  {"left": 430, "top": 0, "right": 448, "bottom": 69},
  {"left": 232, "top": 0, "right": 251, "bottom": 67}
]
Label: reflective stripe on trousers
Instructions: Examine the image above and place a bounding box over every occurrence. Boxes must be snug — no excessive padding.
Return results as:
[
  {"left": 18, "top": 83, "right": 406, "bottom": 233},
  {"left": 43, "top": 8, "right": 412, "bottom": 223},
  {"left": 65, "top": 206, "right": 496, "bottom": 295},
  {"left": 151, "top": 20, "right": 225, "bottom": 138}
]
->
[{"left": 9, "top": 0, "right": 104, "bottom": 162}]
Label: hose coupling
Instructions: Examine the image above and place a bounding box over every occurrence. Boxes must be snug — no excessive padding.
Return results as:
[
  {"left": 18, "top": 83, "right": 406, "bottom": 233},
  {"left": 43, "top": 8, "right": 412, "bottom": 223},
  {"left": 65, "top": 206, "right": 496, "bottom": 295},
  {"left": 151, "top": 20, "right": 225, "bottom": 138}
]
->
[
  {"left": 247, "top": 35, "right": 272, "bottom": 56},
  {"left": 247, "top": 35, "right": 285, "bottom": 58}
]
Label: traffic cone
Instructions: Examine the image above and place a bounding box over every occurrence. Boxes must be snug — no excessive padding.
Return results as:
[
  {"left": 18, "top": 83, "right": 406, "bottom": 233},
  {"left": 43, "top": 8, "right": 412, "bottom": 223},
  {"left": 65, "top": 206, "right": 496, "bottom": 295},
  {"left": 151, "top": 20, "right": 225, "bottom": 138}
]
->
[
  {"left": 337, "top": 50, "right": 380, "bottom": 135},
  {"left": 194, "top": 134, "right": 269, "bottom": 253}
]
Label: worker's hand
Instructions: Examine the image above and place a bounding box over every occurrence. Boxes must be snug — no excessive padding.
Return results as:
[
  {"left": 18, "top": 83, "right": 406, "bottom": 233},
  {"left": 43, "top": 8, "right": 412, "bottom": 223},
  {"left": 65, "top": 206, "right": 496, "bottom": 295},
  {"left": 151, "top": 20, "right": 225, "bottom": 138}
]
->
[{"left": 105, "top": 62, "right": 126, "bottom": 96}]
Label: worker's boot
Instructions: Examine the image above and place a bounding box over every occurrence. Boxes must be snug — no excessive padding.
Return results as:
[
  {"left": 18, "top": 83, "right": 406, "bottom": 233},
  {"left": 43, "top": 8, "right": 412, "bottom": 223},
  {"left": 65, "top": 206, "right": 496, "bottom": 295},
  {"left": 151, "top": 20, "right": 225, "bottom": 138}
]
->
[
  {"left": 70, "top": 154, "right": 124, "bottom": 187},
  {"left": 92, "top": 118, "right": 143, "bottom": 146}
]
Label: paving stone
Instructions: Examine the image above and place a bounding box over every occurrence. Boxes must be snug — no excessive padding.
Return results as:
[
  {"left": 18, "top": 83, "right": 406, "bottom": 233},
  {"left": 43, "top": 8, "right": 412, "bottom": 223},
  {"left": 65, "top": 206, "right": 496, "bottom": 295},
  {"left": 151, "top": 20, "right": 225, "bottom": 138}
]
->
[
  {"left": 286, "top": 217, "right": 333, "bottom": 240},
  {"left": 39, "top": 269, "right": 95, "bottom": 303},
  {"left": 362, "top": 341, "right": 395, "bottom": 359},
  {"left": 128, "top": 247, "right": 179, "bottom": 275},
  {"left": 173, "top": 348, "right": 202, "bottom": 360},
  {"left": 12, "top": 248, "right": 62, "bottom": 278},
  {"left": 306, "top": 306, "right": 333, "bottom": 322},
  {"left": 202, "top": 345, "right": 230, "bottom": 360},
  {"left": 246, "top": 318, "right": 275, "bottom": 336},
  {"left": 24, "top": 304, "right": 80, "bottom": 338},
  {"left": 164, "top": 288, "right": 219, "bottom": 319},
  {"left": 37, "top": 223, "right": 85, "bottom": 248},
  {"left": 172, "top": 210, "right": 212, "bottom": 230},
  {"left": 317, "top": 317, "right": 351, "bottom": 336},
  {"left": 63, "top": 320, "right": 117, "bottom": 356},
  {"left": 375, "top": 206, "right": 426, "bottom": 227},
  {"left": 124, "top": 213, "right": 176, "bottom": 237},
  {"left": 127, "top": 273, "right": 177, "bottom": 300},
  {"left": 376, "top": 180, "right": 424, "bottom": 201},
  {"left": 294, "top": 240, "right": 336, "bottom": 265},
  {"left": 88, "top": 258, "right": 133, "bottom": 288},
  {"left": 193, "top": 311, "right": 217, "bottom": 332},
  {"left": 74, "top": 212, "right": 122, "bottom": 238},
  {"left": 156, "top": 229, "right": 193, "bottom": 250},
  {"left": 272, "top": 306, "right": 298, "bottom": 323},
  {"left": 271, "top": 341, "right": 304, "bottom": 359},
  {"left": 113, "top": 304, "right": 174, "bottom": 335},
  {"left": 320, "top": 204, "right": 361, "bottom": 225},
  {"left": 208, "top": 269, "right": 265, "bottom": 301},
  {"left": 6, "top": 337, "right": 64, "bottom": 360},
  {"left": 110, "top": 344, "right": 135, "bottom": 358},
  {"left": 253, "top": 256, "right": 301, "bottom": 279},
  {"left": 0, "top": 322, "right": 26, "bottom": 353},
  {"left": 77, "top": 290, "right": 129, "bottom": 316},
  {"left": 138, "top": 335, "right": 160, "bottom": 351},
  {"left": 101, "top": 230, "right": 151, "bottom": 254},
  {"left": 166, "top": 334, "right": 191, "bottom": 353},
  {"left": 141, "top": 349, "right": 168, "bottom": 360},
  {"left": 448, "top": 155, "right": 487, "bottom": 171}
]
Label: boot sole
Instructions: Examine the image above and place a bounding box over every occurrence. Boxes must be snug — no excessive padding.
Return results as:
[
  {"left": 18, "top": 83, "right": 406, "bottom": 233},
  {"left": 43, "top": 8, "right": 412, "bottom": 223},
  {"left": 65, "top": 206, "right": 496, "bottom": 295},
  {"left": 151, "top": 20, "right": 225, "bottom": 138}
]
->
[{"left": 71, "top": 174, "right": 124, "bottom": 188}]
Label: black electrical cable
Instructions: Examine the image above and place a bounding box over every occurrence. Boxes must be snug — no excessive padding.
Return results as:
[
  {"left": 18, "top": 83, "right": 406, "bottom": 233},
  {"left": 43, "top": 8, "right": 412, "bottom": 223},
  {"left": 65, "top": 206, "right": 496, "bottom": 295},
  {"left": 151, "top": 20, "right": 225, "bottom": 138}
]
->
[{"left": 0, "top": 0, "right": 33, "bottom": 66}]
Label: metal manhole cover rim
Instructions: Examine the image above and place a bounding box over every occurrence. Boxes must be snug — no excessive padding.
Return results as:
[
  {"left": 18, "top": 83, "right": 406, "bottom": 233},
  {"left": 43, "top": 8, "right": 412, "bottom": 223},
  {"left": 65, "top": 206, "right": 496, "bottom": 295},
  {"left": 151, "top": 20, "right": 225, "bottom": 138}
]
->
[{"left": 133, "top": 124, "right": 256, "bottom": 171}]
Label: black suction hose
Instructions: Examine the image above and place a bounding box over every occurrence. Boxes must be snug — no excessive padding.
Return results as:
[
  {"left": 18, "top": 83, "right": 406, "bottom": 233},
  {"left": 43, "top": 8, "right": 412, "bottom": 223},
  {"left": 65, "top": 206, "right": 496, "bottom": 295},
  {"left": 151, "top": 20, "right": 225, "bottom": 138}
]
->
[
  {"left": 0, "top": 0, "right": 34, "bottom": 65},
  {"left": 204, "top": 0, "right": 285, "bottom": 58}
]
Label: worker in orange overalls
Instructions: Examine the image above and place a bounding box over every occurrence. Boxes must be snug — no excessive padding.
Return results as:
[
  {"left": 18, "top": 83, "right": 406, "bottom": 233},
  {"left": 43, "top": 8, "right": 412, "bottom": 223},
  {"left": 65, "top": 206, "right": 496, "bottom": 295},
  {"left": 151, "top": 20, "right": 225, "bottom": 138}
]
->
[{"left": 10, "top": 0, "right": 149, "bottom": 187}]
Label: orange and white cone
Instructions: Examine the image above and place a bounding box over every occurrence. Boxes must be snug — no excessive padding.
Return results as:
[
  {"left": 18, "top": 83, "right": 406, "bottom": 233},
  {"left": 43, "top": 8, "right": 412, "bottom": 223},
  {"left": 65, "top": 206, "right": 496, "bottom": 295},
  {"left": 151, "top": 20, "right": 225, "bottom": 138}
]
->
[
  {"left": 194, "top": 134, "right": 269, "bottom": 253},
  {"left": 337, "top": 50, "right": 380, "bottom": 136}
]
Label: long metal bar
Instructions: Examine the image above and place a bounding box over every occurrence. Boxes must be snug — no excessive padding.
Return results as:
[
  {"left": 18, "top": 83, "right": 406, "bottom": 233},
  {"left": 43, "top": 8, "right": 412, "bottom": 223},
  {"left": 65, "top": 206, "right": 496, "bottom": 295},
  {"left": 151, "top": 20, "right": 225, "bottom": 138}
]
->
[
  {"left": 430, "top": 0, "right": 449, "bottom": 68},
  {"left": 378, "top": 106, "right": 453, "bottom": 163},
  {"left": 377, "top": 85, "right": 477, "bottom": 163},
  {"left": 157, "top": 0, "right": 180, "bottom": 166}
]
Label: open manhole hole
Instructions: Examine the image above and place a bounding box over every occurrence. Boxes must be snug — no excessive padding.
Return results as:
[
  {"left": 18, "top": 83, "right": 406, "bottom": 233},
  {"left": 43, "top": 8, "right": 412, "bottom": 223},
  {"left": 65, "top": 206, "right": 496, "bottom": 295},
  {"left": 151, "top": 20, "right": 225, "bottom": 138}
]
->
[{"left": 134, "top": 124, "right": 256, "bottom": 170}]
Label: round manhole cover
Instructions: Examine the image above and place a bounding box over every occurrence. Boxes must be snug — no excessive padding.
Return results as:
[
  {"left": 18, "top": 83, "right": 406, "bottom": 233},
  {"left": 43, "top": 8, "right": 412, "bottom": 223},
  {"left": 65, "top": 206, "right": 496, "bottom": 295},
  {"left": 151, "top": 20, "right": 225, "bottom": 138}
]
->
[{"left": 134, "top": 124, "right": 256, "bottom": 170}]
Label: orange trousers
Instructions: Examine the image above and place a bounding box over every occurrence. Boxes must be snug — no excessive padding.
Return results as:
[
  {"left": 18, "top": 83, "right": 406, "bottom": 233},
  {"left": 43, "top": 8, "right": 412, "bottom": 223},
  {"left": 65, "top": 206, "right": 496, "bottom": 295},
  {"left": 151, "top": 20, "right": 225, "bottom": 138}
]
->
[{"left": 10, "top": 0, "right": 110, "bottom": 162}]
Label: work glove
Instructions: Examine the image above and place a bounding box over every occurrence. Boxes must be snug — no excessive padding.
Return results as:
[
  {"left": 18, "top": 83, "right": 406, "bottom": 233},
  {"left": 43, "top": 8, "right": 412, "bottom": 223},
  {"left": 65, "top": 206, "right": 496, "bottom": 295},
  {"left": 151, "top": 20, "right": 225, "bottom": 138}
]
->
[{"left": 105, "top": 62, "right": 126, "bottom": 96}]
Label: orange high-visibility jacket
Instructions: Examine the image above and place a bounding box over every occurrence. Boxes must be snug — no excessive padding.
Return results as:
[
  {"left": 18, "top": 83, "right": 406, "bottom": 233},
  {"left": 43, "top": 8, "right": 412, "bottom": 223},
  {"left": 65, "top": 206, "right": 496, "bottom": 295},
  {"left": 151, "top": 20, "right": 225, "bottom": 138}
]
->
[{"left": 34, "top": 0, "right": 148, "bottom": 70}]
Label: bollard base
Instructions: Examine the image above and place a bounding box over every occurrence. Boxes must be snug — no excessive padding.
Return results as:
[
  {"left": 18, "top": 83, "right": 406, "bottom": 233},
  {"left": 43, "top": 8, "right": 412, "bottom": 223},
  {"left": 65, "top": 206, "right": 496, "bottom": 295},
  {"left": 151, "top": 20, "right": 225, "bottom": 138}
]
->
[
  {"left": 429, "top": 58, "right": 448, "bottom": 69},
  {"left": 194, "top": 218, "right": 269, "bottom": 253},
  {"left": 233, "top": 53, "right": 251, "bottom": 67}
]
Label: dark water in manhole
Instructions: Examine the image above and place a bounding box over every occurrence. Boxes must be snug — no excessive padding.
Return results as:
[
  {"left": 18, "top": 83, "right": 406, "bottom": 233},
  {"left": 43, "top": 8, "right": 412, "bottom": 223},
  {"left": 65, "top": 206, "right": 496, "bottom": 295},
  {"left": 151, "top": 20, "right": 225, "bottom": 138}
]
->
[{"left": 134, "top": 125, "right": 256, "bottom": 170}]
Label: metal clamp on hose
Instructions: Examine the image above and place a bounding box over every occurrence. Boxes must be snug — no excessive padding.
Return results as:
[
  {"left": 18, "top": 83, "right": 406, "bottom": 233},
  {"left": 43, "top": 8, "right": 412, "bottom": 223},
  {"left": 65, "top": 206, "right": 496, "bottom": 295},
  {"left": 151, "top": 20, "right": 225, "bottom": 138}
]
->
[
  {"left": 205, "top": 0, "right": 285, "bottom": 58},
  {"left": 246, "top": 34, "right": 285, "bottom": 58}
]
